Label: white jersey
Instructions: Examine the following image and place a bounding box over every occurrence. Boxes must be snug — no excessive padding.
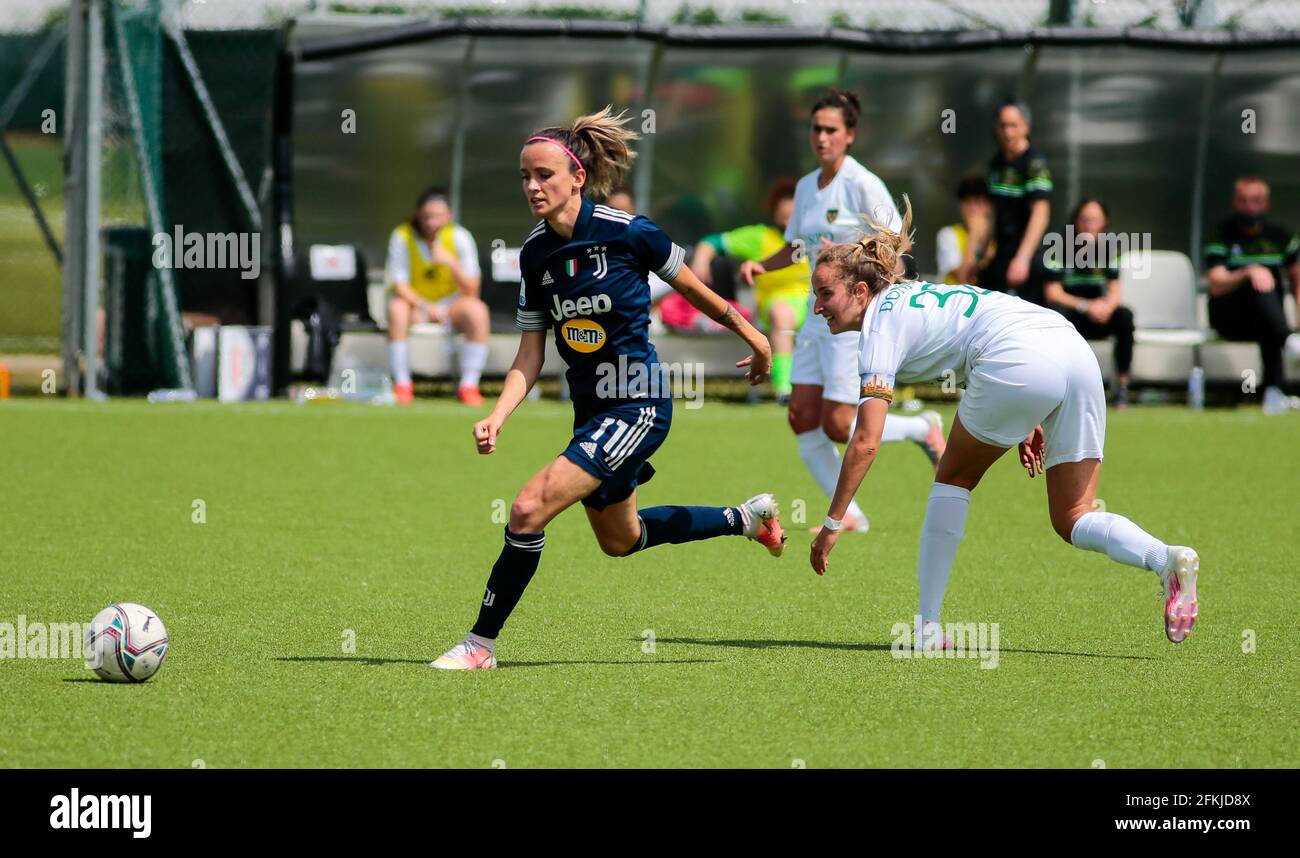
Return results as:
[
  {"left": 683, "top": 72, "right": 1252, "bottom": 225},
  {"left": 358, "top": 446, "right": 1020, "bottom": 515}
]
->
[
  {"left": 785, "top": 154, "right": 901, "bottom": 271},
  {"left": 935, "top": 224, "right": 962, "bottom": 279},
  {"left": 856, "top": 280, "right": 1074, "bottom": 401}
]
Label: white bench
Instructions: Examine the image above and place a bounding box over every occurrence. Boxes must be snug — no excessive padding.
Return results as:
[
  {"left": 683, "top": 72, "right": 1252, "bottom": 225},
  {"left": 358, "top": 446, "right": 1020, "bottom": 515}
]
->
[
  {"left": 1098, "top": 250, "right": 1298, "bottom": 386},
  {"left": 315, "top": 282, "right": 762, "bottom": 381},
  {"left": 294, "top": 266, "right": 1297, "bottom": 387}
]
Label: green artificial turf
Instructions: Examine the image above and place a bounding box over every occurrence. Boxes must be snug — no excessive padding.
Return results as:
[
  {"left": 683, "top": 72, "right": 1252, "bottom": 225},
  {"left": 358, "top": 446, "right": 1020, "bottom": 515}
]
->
[{"left": 0, "top": 398, "right": 1295, "bottom": 768}]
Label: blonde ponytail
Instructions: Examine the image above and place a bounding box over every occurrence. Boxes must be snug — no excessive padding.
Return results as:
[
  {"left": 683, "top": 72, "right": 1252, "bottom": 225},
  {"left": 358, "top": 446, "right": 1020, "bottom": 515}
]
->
[
  {"left": 526, "top": 105, "right": 639, "bottom": 199},
  {"left": 817, "top": 195, "right": 915, "bottom": 295}
]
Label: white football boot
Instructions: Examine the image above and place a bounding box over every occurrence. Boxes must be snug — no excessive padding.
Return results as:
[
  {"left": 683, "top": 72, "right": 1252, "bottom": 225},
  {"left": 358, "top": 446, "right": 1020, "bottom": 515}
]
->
[
  {"left": 739, "top": 493, "right": 787, "bottom": 558},
  {"left": 1159, "top": 546, "right": 1200, "bottom": 643}
]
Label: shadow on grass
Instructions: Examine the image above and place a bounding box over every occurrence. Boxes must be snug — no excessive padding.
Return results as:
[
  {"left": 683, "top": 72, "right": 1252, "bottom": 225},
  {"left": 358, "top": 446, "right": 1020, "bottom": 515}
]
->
[
  {"left": 506, "top": 658, "right": 719, "bottom": 669},
  {"left": 276, "top": 655, "right": 720, "bottom": 669},
  {"left": 649, "top": 637, "right": 1155, "bottom": 661},
  {"left": 277, "top": 656, "right": 430, "bottom": 666}
]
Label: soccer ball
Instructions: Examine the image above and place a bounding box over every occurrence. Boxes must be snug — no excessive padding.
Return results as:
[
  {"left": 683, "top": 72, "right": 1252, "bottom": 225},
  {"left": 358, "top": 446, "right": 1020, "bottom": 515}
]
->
[{"left": 85, "top": 603, "right": 169, "bottom": 683}]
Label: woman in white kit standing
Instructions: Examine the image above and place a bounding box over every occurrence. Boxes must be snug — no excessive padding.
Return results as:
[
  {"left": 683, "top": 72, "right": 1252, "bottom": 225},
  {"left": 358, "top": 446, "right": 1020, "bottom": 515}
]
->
[
  {"left": 740, "top": 90, "right": 944, "bottom": 534},
  {"left": 807, "top": 202, "right": 1200, "bottom": 647}
]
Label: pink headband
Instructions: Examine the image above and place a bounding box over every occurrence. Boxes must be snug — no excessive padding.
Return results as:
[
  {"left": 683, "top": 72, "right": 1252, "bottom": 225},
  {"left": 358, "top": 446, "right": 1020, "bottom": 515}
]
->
[{"left": 526, "top": 136, "right": 584, "bottom": 172}]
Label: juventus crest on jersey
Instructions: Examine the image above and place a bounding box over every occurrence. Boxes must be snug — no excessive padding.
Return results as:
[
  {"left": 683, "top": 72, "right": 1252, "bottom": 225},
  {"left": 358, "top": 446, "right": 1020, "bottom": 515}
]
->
[{"left": 516, "top": 199, "right": 686, "bottom": 401}]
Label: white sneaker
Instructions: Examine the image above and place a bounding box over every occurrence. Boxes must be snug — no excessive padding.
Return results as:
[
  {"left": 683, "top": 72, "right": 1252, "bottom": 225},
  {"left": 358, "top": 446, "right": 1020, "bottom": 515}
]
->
[
  {"left": 914, "top": 410, "right": 946, "bottom": 469},
  {"left": 429, "top": 637, "right": 497, "bottom": 670},
  {"left": 1158, "top": 547, "right": 1200, "bottom": 644},
  {"left": 739, "top": 493, "right": 787, "bottom": 557},
  {"left": 913, "top": 618, "right": 954, "bottom": 653}
]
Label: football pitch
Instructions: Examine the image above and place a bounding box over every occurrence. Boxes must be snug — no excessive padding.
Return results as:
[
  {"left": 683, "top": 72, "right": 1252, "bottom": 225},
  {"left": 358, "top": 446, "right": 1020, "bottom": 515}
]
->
[{"left": 2, "top": 398, "right": 1295, "bottom": 768}]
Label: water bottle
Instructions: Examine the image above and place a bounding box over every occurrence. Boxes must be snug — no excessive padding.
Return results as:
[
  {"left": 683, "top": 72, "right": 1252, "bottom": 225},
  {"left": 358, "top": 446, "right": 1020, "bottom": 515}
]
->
[{"left": 1187, "top": 367, "right": 1205, "bottom": 411}]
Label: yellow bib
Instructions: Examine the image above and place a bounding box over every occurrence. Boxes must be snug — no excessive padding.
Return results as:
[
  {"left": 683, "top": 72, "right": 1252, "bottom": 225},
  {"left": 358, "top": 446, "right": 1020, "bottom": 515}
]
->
[
  {"left": 943, "top": 225, "right": 969, "bottom": 285},
  {"left": 750, "top": 226, "right": 810, "bottom": 304},
  {"left": 399, "top": 222, "right": 460, "bottom": 302}
]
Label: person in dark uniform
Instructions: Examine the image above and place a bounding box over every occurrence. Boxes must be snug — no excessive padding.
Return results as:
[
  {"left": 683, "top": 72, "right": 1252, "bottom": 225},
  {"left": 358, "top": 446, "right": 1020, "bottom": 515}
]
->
[
  {"left": 1205, "top": 175, "right": 1300, "bottom": 415},
  {"left": 1042, "top": 198, "right": 1136, "bottom": 408},
  {"left": 429, "top": 107, "right": 786, "bottom": 671},
  {"left": 983, "top": 100, "right": 1052, "bottom": 305}
]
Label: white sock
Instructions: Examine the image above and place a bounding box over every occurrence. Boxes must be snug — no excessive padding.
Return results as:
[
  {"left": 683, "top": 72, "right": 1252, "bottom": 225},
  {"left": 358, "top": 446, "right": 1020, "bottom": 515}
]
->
[
  {"left": 459, "top": 341, "right": 488, "bottom": 389},
  {"left": 918, "top": 482, "right": 970, "bottom": 622},
  {"left": 466, "top": 631, "right": 495, "bottom": 653},
  {"left": 881, "top": 414, "right": 930, "bottom": 443},
  {"left": 796, "top": 428, "right": 866, "bottom": 523},
  {"left": 850, "top": 413, "right": 928, "bottom": 444},
  {"left": 1070, "top": 511, "right": 1169, "bottom": 574},
  {"left": 389, "top": 340, "right": 411, "bottom": 385}
]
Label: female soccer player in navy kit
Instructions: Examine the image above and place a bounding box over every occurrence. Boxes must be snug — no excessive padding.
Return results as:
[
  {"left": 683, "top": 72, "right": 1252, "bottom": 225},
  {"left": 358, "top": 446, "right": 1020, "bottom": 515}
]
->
[{"left": 432, "top": 107, "right": 786, "bottom": 670}]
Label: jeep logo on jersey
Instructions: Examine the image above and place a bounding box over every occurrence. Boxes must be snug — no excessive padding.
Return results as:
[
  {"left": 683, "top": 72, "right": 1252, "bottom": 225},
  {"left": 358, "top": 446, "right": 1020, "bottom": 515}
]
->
[
  {"left": 561, "top": 318, "right": 607, "bottom": 353},
  {"left": 550, "top": 292, "right": 613, "bottom": 321},
  {"left": 587, "top": 244, "right": 609, "bottom": 279}
]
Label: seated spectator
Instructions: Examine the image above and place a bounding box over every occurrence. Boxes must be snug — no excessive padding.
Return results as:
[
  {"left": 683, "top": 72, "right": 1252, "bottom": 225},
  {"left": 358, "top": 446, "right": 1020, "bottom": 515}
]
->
[
  {"left": 936, "top": 175, "right": 993, "bottom": 285},
  {"left": 385, "top": 187, "right": 490, "bottom": 406},
  {"left": 690, "top": 178, "right": 808, "bottom": 402},
  {"left": 1043, "top": 197, "right": 1135, "bottom": 408},
  {"left": 1205, "top": 176, "right": 1300, "bottom": 415}
]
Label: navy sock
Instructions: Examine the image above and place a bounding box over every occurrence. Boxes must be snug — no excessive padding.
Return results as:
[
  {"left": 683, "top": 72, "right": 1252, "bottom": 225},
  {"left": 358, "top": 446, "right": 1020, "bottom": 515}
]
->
[
  {"left": 470, "top": 527, "right": 544, "bottom": 639},
  {"left": 622, "top": 505, "right": 743, "bottom": 555}
]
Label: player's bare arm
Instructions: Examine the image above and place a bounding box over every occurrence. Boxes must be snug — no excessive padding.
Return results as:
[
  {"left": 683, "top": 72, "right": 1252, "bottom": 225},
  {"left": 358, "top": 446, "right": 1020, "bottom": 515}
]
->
[
  {"left": 474, "top": 330, "right": 546, "bottom": 454},
  {"left": 669, "top": 266, "right": 771, "bottom": 383},
  {"left": 810, "top": 396, "right": 888, "bottom": 575}
]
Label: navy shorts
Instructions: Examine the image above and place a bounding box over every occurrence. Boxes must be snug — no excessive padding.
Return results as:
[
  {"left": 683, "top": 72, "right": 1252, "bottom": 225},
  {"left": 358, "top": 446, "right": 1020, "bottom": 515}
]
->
[{"left": 562, "top": 397, "right": 673, "bottom": 510}]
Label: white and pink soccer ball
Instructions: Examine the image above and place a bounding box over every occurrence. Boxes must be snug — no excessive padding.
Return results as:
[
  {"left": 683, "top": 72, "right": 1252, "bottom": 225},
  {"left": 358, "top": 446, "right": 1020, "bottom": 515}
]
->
[{"left": 85, "top": 603, "right": 169, "bottom": 683}]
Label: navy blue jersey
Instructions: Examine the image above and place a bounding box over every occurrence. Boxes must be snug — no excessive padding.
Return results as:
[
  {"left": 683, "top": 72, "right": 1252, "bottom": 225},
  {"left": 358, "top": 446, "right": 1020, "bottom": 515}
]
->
[{"left": 516, "top": 199, "right": 686, "bottom": 402}]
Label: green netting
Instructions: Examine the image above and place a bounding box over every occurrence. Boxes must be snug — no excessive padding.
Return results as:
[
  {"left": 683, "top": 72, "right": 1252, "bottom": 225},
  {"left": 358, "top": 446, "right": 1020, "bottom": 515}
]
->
[
  {"left": 101, "top": 0, "right": 190, "bottom": 391},
  {"left": 0, "top": 28, "right": 66, "bottom": 352}
]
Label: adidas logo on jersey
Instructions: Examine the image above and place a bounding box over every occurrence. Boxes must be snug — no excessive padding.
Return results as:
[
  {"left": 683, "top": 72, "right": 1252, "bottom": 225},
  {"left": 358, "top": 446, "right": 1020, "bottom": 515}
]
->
[
  {"left": 541, "top": 270, "right": 554, "bottom": 285},
  {"left": 580, "top": 441, "right": 597, "bottom": 458}
]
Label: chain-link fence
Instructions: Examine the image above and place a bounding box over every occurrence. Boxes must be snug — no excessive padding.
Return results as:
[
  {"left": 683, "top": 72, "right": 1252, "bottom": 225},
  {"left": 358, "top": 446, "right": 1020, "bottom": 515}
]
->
[
  {"left": 1, "top": 1, "right": 281, "bottom": 382},
  {"left": 0, "top": 25, "right": 66, "bottom": 352}
]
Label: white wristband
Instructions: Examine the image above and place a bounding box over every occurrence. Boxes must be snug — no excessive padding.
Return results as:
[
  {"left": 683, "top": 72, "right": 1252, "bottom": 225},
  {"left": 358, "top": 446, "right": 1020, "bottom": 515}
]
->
[{"left": 822, "top": 515, "right": 843, "bottom": 533}]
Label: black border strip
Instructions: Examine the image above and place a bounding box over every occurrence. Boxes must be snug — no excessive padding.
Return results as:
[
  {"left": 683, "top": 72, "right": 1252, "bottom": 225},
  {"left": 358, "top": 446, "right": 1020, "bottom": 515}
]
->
[{"left": 293, "top": 18, "right": 1300, "bottom": 62}]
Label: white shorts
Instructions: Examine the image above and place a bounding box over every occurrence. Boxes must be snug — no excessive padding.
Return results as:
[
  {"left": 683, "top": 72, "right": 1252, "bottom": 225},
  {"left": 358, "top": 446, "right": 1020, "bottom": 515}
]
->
[
  {"left": 957, "top": 325, "right": 1106, "bottom": 469},
  {"left": 648, "top": 272, "right": 675, "bottom": 303},
  {"left": 424, "top": 293, "right": 461, "bottom": 318},
  {"left": 404, "top": 293, "right": 461, "bottom": 331},
  {"left": 790, "top": 310, "right": 861, "bottom": 405}
]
